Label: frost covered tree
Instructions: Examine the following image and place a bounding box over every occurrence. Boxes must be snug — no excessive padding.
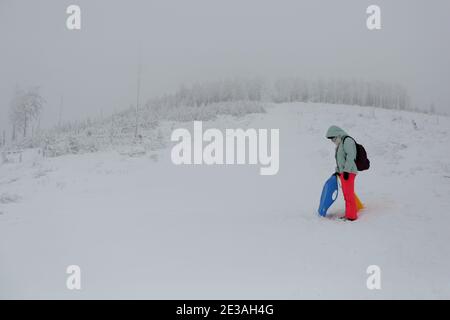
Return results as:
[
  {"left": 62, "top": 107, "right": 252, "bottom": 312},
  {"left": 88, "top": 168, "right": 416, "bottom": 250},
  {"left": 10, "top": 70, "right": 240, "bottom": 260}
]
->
[
  {"left": 428, "top": 102, "right": 436, "bottom": 115},
  {"left": 271, "top": 77, "right": 411, "bottom": 110},
  {"left": 9, "top": 87, "right": 45, "bottom": 139},
  {"left": 0, "top": 130, "right": 5, "bottom": 147}
]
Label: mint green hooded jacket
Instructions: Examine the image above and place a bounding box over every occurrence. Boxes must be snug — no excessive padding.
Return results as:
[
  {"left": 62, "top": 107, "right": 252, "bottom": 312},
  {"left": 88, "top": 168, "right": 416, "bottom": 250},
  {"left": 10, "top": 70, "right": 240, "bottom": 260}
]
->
[{"left": 326, "top": 125, "right": 358, "bottom": 174}]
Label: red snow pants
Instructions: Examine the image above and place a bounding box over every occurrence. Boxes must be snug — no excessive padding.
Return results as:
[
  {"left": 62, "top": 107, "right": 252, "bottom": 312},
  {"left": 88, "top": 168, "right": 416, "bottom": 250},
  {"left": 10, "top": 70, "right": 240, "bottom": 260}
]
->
[{"left": 339, "top": 173, "right": 357, "bottom": 220}]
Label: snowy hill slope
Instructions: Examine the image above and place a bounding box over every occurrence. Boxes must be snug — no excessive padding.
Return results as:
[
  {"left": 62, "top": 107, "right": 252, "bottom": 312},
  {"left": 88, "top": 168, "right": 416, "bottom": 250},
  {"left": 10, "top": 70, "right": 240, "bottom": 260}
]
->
[{"left": 1, "top": 102, "right": 450, "bottom": 299}]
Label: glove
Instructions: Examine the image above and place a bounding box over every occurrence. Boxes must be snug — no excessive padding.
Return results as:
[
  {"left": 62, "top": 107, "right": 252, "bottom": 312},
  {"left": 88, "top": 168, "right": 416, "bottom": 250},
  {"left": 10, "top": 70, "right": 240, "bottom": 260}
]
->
[{"left": 343, "top": 172, "right": 349, "bottom": 180}]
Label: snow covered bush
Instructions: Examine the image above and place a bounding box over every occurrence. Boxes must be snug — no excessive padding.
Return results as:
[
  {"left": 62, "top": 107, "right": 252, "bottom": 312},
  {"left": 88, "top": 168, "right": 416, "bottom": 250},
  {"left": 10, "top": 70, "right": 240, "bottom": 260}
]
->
[{"left": 145, "top": 100, "right": 266, "bottom": 122}]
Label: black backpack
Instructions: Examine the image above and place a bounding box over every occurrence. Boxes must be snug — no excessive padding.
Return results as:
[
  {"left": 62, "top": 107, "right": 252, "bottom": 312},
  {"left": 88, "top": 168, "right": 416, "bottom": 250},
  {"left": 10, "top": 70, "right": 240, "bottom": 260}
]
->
[{"left": 343, "top": 136, "right": 370, "bottom": 171}]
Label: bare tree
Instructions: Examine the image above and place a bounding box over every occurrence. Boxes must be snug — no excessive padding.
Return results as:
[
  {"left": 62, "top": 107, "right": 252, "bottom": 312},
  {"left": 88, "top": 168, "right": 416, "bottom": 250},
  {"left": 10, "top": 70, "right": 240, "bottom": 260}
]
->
[
  {"left": 135, "top": 44, "right": 142, "bottom": 139},
  {"left": 9, "top": 86, "right": 45, "bottom": 139},
  {"left": 0, "top": 130, "right": 5, "bottom": 147}
]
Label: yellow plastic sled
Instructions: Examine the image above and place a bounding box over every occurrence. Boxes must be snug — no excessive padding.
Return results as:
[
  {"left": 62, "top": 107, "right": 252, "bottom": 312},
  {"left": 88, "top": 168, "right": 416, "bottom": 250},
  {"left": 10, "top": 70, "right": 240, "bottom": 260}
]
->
[{"left": 355, "top": 193, "right": 364, "bottom": 211}]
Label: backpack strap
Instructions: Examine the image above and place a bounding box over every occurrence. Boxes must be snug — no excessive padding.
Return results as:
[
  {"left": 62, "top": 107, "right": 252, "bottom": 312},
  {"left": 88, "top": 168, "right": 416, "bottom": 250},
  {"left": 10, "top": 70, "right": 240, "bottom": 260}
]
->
[
  {"left": 343, "top": 136, "right": 359, "bottom": 150},
  {"left": 342, "top": 136, "right": 355, "bottom": 144},
  {"left": 336, "top": 136, "right": 355, "bottom": 170}
]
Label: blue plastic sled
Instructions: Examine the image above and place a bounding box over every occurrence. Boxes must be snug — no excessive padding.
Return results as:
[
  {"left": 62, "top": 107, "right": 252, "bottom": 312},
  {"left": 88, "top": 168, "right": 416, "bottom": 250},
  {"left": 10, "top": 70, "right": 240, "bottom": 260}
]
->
[{"left": 318, "top": 175, "right": 339, "bottom": 217}]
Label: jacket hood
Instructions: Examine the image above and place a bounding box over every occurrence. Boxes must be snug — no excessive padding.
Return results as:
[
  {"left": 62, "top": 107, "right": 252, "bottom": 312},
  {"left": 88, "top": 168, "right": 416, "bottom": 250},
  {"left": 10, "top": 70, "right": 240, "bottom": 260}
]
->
[{"left": 326, "top": 125, "right": 348, "bottom": 139}]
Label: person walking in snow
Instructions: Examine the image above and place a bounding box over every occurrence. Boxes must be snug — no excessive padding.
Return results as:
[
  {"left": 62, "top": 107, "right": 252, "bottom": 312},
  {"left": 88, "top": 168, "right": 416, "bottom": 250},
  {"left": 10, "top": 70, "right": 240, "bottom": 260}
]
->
[{"left": 326, "top": 125, "right": 359, "bottom": 221}]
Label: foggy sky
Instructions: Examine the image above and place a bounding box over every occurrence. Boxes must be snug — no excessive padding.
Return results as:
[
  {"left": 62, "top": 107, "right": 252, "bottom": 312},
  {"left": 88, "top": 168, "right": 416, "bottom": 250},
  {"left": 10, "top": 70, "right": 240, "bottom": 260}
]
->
[{"left": 1, "top": 0, "right": 450, "bottom": 131}]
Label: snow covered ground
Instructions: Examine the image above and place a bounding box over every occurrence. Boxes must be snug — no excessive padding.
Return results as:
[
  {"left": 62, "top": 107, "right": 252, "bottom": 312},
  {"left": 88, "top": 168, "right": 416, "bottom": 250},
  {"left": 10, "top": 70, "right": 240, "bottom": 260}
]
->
[{"left": 1, "top": 102, "right": 450, "bottom": 299}]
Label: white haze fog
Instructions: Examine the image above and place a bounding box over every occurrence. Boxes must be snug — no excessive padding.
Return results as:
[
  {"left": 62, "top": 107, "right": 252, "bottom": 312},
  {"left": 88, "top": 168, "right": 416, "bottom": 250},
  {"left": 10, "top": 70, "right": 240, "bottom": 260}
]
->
[
  {"left": 1, "top": 0, "right": 450, "bottom": 130},
  {"left": 2, "top": 0, "right": 450, "bottom": 300}
]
